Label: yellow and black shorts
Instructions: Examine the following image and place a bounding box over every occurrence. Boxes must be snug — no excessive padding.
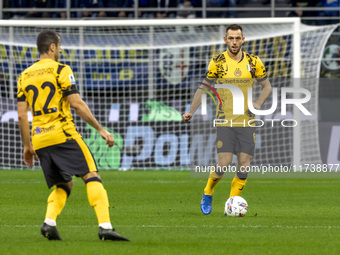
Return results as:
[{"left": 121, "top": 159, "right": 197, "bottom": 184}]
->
[
  {"left": 36, "top": 138, "right": 98, "bottom": 188},
  {"left": 216, "top": 127, "right": 256, "bottom": 156}
]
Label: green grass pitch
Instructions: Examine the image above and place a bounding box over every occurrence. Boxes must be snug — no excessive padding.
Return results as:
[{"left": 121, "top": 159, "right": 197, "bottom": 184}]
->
[{"left": 1, "top": 170, "right": 340, "bottom": 255}]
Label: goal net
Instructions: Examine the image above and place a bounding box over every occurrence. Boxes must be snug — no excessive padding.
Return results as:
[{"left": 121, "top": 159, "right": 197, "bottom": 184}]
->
[{"left": 0, "top": 19, "right": 337, "bottom": 170}]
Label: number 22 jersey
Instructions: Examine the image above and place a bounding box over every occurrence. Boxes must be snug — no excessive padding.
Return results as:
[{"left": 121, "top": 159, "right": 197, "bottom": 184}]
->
[{"left": 17, "top": 58, "right": 81, "bottom": 150}]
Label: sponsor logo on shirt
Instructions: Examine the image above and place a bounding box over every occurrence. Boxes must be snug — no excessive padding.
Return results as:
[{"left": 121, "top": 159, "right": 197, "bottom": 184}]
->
[{"left": 33, "top": 125, "right": 55, "bottom": 135}]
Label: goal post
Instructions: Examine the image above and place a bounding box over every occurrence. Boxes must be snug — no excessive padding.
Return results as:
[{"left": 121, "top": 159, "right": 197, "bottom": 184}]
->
[
  {"left": 0, "top": 18, "right": 337, "bottom": 170},
  {"left": 292, "top": 19, "right": 301, "bottom": 170}
]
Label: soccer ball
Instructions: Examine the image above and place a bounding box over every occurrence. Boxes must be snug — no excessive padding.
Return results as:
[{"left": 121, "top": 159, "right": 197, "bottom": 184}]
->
[{"left": 224, "top": 196, "right": 248, "bottom": 217}]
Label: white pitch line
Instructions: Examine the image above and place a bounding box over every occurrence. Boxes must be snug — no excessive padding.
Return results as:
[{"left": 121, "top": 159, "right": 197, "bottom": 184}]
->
[
  {"left": 2, "top": 180, "right": 338, "bottom": 185},
  {"left": 2, "top": 224, "right": 340, "bottom": 229}
]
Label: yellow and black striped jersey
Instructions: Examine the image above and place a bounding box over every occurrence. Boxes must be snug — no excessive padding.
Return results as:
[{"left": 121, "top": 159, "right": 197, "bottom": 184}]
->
[
  {"left": 205, "top": 51, "right": 267, "bottom": 127},
  {"left": 17, "top": 58, "right": 81, "bottom": 150}
]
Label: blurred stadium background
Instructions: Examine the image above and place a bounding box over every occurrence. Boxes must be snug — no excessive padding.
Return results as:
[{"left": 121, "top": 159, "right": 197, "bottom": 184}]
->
[{"left": 0, "top": 0, "right": 339, "bottom": 170}]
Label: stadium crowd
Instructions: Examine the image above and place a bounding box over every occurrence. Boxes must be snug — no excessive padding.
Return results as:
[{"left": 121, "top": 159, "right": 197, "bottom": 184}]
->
[{"left": 2, "top": 0, "right": 339, "bottom": 24}]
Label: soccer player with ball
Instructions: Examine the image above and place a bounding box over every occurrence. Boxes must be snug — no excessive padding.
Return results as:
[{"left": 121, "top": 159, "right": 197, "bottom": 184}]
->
[{"left": 183, "top": 24, "right": 272, "bottom": 215}]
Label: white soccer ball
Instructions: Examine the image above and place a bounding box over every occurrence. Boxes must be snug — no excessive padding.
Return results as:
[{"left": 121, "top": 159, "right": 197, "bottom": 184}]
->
[{"left": 224, "top": 196, "right": 248, "bottom": 217}]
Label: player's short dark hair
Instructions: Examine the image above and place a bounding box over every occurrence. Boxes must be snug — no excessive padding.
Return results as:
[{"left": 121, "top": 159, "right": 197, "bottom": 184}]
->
[
  {"left": 226, "top": 24, "right": 243, "bottom": 36},
  {"left": 36, "top": 30, "right": 59, "bottom": 55}
]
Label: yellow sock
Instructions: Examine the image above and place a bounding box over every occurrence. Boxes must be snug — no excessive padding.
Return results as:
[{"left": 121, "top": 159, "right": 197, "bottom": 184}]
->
[
  {"left": 86, "top": 181, "right": 110, "bottom": 224},
  {"left": 203, "top": 168, "right": 224, "bottom": 196},
  {"left": 204, "top": 178, "right": 221, "bottom": 195},
  {"left": 229, "top": 175, "right": 247, "bottom": 198},
  {"left": 45, "top": 188, "right": 67, "bottom": 221}
]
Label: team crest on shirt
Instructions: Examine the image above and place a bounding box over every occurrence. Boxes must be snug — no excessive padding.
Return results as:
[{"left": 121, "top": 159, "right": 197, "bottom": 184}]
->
[
  {"left": 234, "top": 68, "right": 242, "bottom": 77},
  {"left": 69, "top": 74, "right": 76, "bottom": 85}
]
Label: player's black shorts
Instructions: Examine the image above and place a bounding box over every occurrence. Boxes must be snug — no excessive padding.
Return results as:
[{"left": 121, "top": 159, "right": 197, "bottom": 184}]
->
[
  {"left": 216, "top": 127, "right": 256, "bottom": 156},
  {"left": 36, "top": 138, "right": 98, "bottom": 188}
]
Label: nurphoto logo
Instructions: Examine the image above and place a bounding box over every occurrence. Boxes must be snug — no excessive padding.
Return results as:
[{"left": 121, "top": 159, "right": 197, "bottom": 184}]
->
[{"left": 201, "top": 83, "right": 312, "bottom": 127}]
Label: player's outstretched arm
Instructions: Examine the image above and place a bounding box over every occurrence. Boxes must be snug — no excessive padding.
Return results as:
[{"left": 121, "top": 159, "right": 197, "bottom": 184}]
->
[
  {"left": 182, "top": 82, "right": 211, "bottom": 123},
  {"left": 67, "top": 94, "right": 114, "bottom": 147},
  {"left": 253, "top": 78, "right": 272, "bottom": 110},
  {"left": 18, "top": 101, "right": 38, "bottom": 167}
]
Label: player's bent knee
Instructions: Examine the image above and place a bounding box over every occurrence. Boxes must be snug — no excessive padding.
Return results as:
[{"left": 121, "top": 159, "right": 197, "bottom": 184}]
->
[
  {"left": 239, "top": 162, "right": 251, "bottom": 170},
  {"left": 218, "top": 162, "right": 232, "bottom": 168},
  {"left": 238, "top": 157, "right": 251, "bottom": 166},
  {"left": 218, "top": 153, "right": 233, "bottom": 164},
  {"left": 81, "top": 172, "right": 101, "bottom": 183},
  {"left": 238, "top": 155, "right": 252, "bottom": 167}
]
